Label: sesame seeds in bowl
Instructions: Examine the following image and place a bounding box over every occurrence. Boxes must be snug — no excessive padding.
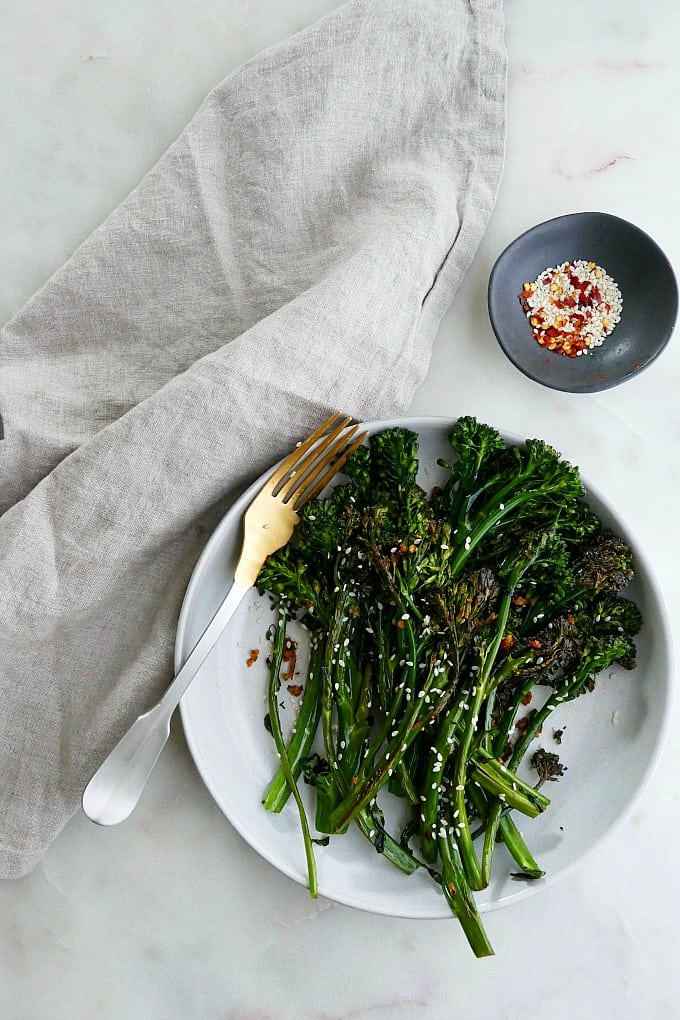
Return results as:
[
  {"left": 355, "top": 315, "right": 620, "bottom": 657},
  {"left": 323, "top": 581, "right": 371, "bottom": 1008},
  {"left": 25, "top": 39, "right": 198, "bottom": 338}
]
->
[
  {"left": 488, "top": 212, "right": 678, "bottom": 393},
  {"left": 520, "top": 260, "right": 622, "bottom": 358}
]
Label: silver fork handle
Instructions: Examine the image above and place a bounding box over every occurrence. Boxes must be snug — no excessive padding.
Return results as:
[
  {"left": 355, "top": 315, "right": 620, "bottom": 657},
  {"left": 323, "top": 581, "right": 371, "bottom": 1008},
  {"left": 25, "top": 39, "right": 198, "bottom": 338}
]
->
[{"left": 82, "top": 579, "right": 250, "bottom": 826}]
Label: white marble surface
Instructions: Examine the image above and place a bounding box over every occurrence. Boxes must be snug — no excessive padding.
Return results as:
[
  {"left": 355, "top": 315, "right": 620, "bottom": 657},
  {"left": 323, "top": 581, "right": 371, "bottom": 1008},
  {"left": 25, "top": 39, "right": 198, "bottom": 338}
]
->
[{"left": 2, "top": 1, "right": 679, "bottom": 1017}]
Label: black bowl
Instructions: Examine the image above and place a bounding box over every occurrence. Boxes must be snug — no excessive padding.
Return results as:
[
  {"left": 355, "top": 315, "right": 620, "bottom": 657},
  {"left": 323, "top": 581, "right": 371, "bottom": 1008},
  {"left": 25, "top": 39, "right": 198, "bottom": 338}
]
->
[{"left": 488, "top": 212, "right": 678, "bottom": 393}]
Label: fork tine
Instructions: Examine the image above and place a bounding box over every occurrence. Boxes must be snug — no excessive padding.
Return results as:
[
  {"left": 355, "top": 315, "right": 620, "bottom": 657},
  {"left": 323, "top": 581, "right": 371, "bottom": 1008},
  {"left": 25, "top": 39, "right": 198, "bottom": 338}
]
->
[
  {"left": 278, "top": 422, "right": 359, "bottom": 501},
  {"left": 274, "top": 416, "right": 354, "bottom": 498},
  {"left": 267, "top": 412, "right": 348, "bottom": 489},
  {"left": 290, "top": 430, "right": 368, "bottom": 509}
]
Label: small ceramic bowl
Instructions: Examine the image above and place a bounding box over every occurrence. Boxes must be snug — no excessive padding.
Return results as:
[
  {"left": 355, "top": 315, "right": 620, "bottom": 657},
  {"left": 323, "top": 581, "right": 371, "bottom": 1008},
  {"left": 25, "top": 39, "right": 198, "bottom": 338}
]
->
[{"left": 488, "top": 212, "right": 678, "bottom": 393}]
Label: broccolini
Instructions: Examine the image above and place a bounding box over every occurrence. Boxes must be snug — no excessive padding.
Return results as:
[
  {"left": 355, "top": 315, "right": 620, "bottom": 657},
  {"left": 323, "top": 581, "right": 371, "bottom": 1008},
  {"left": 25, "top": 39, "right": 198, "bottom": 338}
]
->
[{"left": 256, "top": 417, "right": 642, "bottom": 957}]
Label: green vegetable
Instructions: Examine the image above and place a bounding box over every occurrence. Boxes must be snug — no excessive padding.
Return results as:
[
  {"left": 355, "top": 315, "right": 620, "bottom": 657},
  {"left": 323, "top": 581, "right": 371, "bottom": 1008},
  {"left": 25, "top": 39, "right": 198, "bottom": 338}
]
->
[{"left": 257, "top": 417, "right": 642, "bottom": 957}]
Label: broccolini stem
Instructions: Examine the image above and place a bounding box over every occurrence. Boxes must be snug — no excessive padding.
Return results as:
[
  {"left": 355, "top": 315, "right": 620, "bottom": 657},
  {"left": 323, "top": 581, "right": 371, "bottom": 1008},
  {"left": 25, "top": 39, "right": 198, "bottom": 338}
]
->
[
  {"left": 497, "top": 814, "right": 545, "bottom": 880},
  {"left": 490, "top": 675, "right": 536, "bottom": 759},
  {"left": 263, "top": 638, "right": 324, "bottom": 813},
  {"left": 470, "top": 756, "right": 549, "bottom": 817},
  {"left": 373, "top": 608, "right": 393, "bottom": 715},
  {"left": 449, "top": 580, "right": 518, "bottom": 889},
  {"left": 508, "top": 667, "right": 591, "bottom": 768},
  {"left": 448, "top": 677, "right": 486, "bottom": 890},
  {"left": 481, "top": 667, "right": 588, "bottom": 883},
  {"left": 267, "top": 606, "right": 318, "bottom": 897},
  {"left": 419, "top": 689, "right": 467, "bottom": 865},
  {"left": 355, "top": 808, "right": 421, "bottom": 875},
  {"left": 320, "top": 586, "right": 352, "bottom": 776},
  {"left": 438, "top": 833, "right": 495, "bottom": 958},
  {"left": 447, "top": 490, "right": 530, "bottom": 578},
  {"left": 328, "top": 648, "right": 446, "bottom": 832},
  {"left": 351, "top": 620, "right": 417, "bottom": 784}
]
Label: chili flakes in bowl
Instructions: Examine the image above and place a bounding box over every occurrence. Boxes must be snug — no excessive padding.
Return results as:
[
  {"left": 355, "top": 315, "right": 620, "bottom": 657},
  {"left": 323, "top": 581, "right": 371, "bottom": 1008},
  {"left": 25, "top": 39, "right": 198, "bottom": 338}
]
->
[{"left": 519, "top": 260, "right": 623, "bottom": 358}]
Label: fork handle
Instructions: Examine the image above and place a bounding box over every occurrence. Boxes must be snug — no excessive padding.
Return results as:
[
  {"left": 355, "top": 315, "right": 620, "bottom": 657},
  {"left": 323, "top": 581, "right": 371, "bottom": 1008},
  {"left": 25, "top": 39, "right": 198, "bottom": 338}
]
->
[{"left": 82, "top": 579, "right": 250, "bottom": 826}]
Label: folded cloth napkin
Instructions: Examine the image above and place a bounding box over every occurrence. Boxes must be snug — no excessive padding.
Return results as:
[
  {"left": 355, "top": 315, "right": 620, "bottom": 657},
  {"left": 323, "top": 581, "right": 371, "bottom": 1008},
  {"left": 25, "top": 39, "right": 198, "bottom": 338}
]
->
[{"left": 0, "top": 0, "right": 506, "bottom": 878}]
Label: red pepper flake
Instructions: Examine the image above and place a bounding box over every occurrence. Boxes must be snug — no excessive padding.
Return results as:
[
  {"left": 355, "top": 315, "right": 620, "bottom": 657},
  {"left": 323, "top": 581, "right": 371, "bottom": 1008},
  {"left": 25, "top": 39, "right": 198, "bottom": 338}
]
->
[
  {"left": 521, "top": 691, "right": 533, "bottom": 706},
  {"left": 286, "top": 684, "right": 304, "bottom": 697},
  {"left": 515, "top": 717, "right": 529, "bottom": 735},
  {"left": 500, "top": 633, "right": 515, "bottom": 652},
  {"left": 246, "top": 649, "right": 259, "bottom": 668},
  {"left": 281, "top": 637, "right": 298, "bottom": 683}
]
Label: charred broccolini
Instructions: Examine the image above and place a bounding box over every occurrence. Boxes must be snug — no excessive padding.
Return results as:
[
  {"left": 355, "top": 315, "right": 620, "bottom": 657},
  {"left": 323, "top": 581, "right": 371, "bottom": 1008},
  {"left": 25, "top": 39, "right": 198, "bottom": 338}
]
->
[{"left": 256, "top": 417, "right": 642, "bottom": 957}]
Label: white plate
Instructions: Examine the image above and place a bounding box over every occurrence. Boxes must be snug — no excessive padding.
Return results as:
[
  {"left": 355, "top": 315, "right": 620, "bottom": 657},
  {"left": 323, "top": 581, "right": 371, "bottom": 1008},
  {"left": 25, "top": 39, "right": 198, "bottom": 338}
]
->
[{"left": 177, "top": 417, "right": 673, "bottom": 918}]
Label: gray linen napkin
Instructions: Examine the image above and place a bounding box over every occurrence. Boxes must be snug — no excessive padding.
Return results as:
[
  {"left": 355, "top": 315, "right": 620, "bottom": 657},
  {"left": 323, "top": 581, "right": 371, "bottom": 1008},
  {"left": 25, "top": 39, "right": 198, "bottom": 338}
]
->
[{"left": 0, "top": 0, "right": 506, "bottom": 878}]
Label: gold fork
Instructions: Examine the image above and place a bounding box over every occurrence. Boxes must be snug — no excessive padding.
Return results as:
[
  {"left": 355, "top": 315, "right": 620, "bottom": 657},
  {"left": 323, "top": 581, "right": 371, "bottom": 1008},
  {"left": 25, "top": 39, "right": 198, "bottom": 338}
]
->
[{"left": 82, "top": 412, "right": 367, "bottom": 826}]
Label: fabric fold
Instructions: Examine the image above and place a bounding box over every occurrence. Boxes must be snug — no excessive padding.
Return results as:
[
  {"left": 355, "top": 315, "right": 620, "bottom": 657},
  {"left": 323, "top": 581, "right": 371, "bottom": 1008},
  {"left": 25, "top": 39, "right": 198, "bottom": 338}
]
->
[{"left": 0, "top": 0, "right": 506, "bottom": 878}]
